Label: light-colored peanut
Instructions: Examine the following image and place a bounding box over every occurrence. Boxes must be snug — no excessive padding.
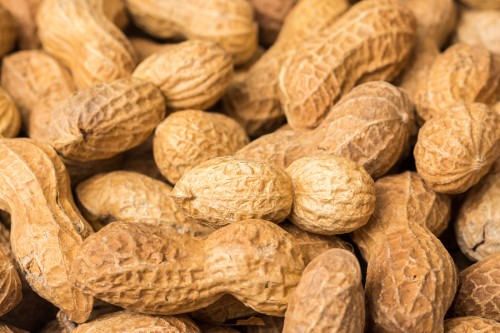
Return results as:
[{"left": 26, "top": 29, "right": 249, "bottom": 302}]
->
[
  {"left": 236, "top": 81, "right": 416, "bottom": 179},
  {"left": 279, "top": 0, "right": 416, "bottom": 129},
  {"left": 353, "top": 172, "right": 455, "bottom": 333},
  {"left": 133, "top": 40, "right": 233, "bottom": 111},
  {"left": 153, "top": 110, "right": 248, "bottom": 184},
  {"left": 414, "top": 103, "right": 500, "bottom": 194},
  {"left": 455, "top": 8, "right": 500, "bottom": 56},
  {"left": 123, "top": 0, "right": 257, "bottom": 65},
  {"left": 0, "top": 248, "right": 21, "bottom": 317},
  {"left": 71, "top": 219, "right": 308, "bottom": 316},
  {"left": 37, "top": 0, "right": 137, "bottom": 88},
  {"left": 171, "top": 156, "right": 293, "bottom": 228},
  {"left": 283, "top": 249, "right": 364, "bottom": 333},
  {"left": 0, "top": 88, "right": 20, "bottom": 138},
  {"left": 286, "top": 156, "right": 375, "bottom": 235},
  {"left": 0, "top": 138, "right": 94, "bottom": 323}
]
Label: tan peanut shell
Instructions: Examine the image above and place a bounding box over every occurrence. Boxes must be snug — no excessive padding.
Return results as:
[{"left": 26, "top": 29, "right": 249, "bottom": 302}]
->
[
  {"left": 416, "top": 43, "right": 500, "bottom": 120},
  {"left": 0, "top": 0, "right": 40, "bottom": 50},
  {"left": 279, "top": 0, "right": 416, "bottom": 130},
  {"left": 0, "top": 5, "right": 16, "bottom": 57},
  {"left": 171, "top": 157, "right": 293, "bottom": 228},
  {"left": 71, "top": 219, "right": 308, "bottom": 316},
  {"left": 455, "top": 9, "right": 500, "bottom": 56},
  {"left": 353, "top": 172, "right": 455, "bottom": 333},
  {"left": 249, "top": 0, "right": 297, "bottom": 46},
  {"left": 397, "top": 0, "right": 457, "bottom": 102},
  {"left": 0, "top": 138, "right": 94, "bottom": 323},
  {"left": 283, "top": 249, "right": 364, "bottom": 333},
  {"left": 414, "top": 103, "right": 500, "bottom": 194},
  {"left": 72, "top": 312, "right": 201, "bottom": 333},
  {"left": 223, "top": 0, "right": 349, "bottom": 136},
  {"left": 37, "top": 0, "right": 137, "bottom": 88},
  {"left": 459, "top": 0, "right": 500, "bottom": 9},
  {"left": 45, "top": 78, "right": 166, "bottom": 162},
  {"left": 0, "top": 88, "right": 20, "bottom": 138},
  {"left": 444, "top": 317, "right": 500, "bottom": 332},
  {"left": 1, "top": 50, "right": 76, "bottom": 141},
  {"left": 456, "top": 163, "right": 500, "bottom": 261},
  {"left": 153, "top": 110, "right": 249, "bottom": 184},
  {"left": 123, "top": 0, "right": 257, "bottom": 65},
  {"left": 286, "top": 156, "right": 375, "bottom": 235},
  {"left": 453, "top": 252, "right": 500, "bottom": 321},
  {"left": 133, "top": 40, "right": 233, "bottom": 111},
  {"left": 0, "top": 248, "right": 21, "bottom": 317},
  {"left": 76, "top": 171, "right": 213, "bottom": 237},
  {"left": 236, "top": 81, "right": 415, "bottom": 179}
]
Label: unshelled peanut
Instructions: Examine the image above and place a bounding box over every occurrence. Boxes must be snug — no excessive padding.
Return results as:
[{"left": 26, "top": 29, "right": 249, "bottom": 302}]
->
[
  {"left": 0, "top": 248, "right": 21, "bottom": 317},
  {"left": 444, "top": 317, "right": 500, "bottom": 332},
  {"left": 153, "top": 110, "right": 248, "bottom": 184},
  {"left": 455, "top": 8, "right": 500, "bottom": 56},
  {"left": 0, "top": 88, "right": 20, "bottom": 138}
]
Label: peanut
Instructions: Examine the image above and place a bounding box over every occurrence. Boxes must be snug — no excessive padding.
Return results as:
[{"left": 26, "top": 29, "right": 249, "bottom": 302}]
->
[
  {"left": 223, "top": 0, "right": 349, "bottom": 136},
  {"left": 72, "top": 311, "right": 201, "bottom": 333},
  {"left": 452, "top": 252, "right": 500, "bottom": 321},
  {"left": 286, "top": 156, "right": 375, "bottom": 235},
  {"left": 0, "top": 88, "right": 20, "bottom": 138},
  {"left": 279, "top": 0, "right": 416, "bottom": 130},
  {"left": 414, "top": 103, "right": 500, "bottom": 194},
  {"left": 459, "top": 0, "right": 500, "bottom": 9},
  {"left": 71, "top": 219, "right": 308, "bottom": 316},
  {"left": 444, "top": 317, "right": 500, "bottom": 332},
  {"left": 416, "top": 43, "right": 500, "bottom": 120},
  {"left": 236, "top": 81, "right": 415, "bottom": 179},
  {"left": 455, "top": 8, "right": 500, "bottom": 56},
  {"left": 248, "top": 0, "right": 297, "bottom": 46},
  {"left": 283, "top": 249, "right": 364, "bottom": 333},
  {"left": 123, "top": 0, "right": 257, "bottom": 66},
  {"left": 456, "top": 161, "right": 500, "bottom": 261},
  {"left": 37, "top": 0, "right": 137, "bottom": 88},
  {"left": 0, "top": 138, "right": 94, "bottom": 323},
  {"left": 44, "top": 78, "right": 165, "bottom": 162},
  {"left": 171, "top": 157, "right": 293, "bottom": 228},
  {"left": 0, "top": 0, "right": 40, "bottom": 50},
  {"left": 76, "top": 170, "right": 213, "bottom": 236},
  {"left": 153, "top": 110, "right": 249, "bottom": 184},
  {"left": 353, "top": 172, "right": 455, "bottom": 333},
  {"left": 0, "top": 5, "right": 16, "bottom": 57},
  {"left": 0, "top": 248, "right": 21, "bottom": 317},
  {"left": 133, "top": 40, "right": 233, "bottom": 111}
]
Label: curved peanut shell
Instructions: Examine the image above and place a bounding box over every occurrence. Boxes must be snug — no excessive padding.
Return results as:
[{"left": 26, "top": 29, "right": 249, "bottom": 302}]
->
[
  {"left": 46, "top": 78, "right": 166, "bottom": 162},
  {"left": 0, "top": 88, "right": 20, "bottom": 138},
  {"left": 455, "top": 9, "right": 500, "bottom": 56},
  {"left": 283, "top": 249, "right": 364, "bottom": 333},
  {"left": 414, "top": 103, "right": 500, "bottom": 194},
  {"left": 416, "top": 43, "right": 500, "bottom": 120},
  {"left": 123, "top": 0, "right": 257, "bottom": 65},
  {"left": 444, "top": 317, "right": 500, "bottom": 332},
  {"left": 133, "top": 40, "right": 233, "bottom": 111},
  {"left": 76, "top": 171, "right": 213, "bottom": 237},
  {"left": 171, "top": 157, "right": 293, "bottom": 228},
  {"left": 353, "top": 172, "right": 456, "bottom": 333},
  {"left": 456, "top": 164, "right": 500, "bottom": 261},
  {"left": 459, "top": 0, "right": 500, "bottom": 9},
  {"left": 153, "top": 110, "right": 249, "bottom": 184},
  {"left": 0, "top": 249, "right": 21, "bottom": 316},
  {"left": 0, "top": 138, "right": 94, "bottom": 323},
  {"left": 453, "top": 252, "right": 500, "bottom": 321},
  {"left": 37, "top": 0, "right": 137, "bottom": 88},
  {"left": 0, "top": 6, "right": 16, "bottom": 57},
  {"left": 279, "top": 0, "right": 416, "bottom": 129},
  {"left": 223, "top": 0, "right": 349, "bottom": 136},
  {"left": 286, "top": 156, "right": 375, "bottom": 235},
  {"left": 237, "top": 81, "right": 416, "bottom": 179},
  {"left": 1, "top": 50, "right": 76, "bottom": 133},
  {"left": 72, "top": 312, "right": 201, "bottom": 333},
  {"left": 71, "top": 219, "right": 307, "bottom": 316}
]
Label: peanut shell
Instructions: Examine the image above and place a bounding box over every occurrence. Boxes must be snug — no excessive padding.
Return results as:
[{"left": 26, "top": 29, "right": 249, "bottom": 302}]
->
[
  {"left": 0, "top": 0, "right": 40, "bottom": 50},
  {"left": 286, "top": 156, "right": 375, "bottom": 235},
  {"left": 455, "top": 9, "right": 500, "bottom": 56},
  {"left": 414, "top": 103, "right": 500, "bottom": 194},
  {"left": 171, "top": 157, "right": 293, "bottom": 228},
  {"left": 153, "top": 110, "right": 249, "bottom": 184},
  {"left": 0, "top": 248, "right": 21, "bottom": 317},
  {"left": 0, "top": 88, "right": 20, "bottom": 138},
  {"left": 0, "top": 5, "right": 16, "bottom": 57},
  {"left": 133, "top": 40, "right": 233, "bottom": 111},
  {"left": 444, "top": 317, "right": 500, "bottom": 332},
  {"left": 459, "top": 0, "right": 500, "bottom": 9}
]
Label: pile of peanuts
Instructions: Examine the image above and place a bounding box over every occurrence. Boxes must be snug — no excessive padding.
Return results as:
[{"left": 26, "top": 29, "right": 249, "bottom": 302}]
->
[{"left": 0, "top": 0, "right": 499, "bottom": 332}]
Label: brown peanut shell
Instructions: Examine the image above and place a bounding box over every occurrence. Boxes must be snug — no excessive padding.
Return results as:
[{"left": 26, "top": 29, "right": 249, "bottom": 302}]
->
[
  {"left": 0, "top": 248, "right": 21, "bottom": 317},
  {"left": 444, "top": 317, "right": 500, "bottom": 332}
]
